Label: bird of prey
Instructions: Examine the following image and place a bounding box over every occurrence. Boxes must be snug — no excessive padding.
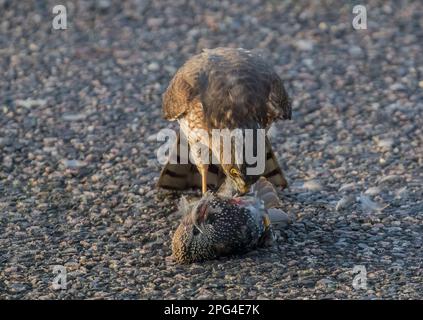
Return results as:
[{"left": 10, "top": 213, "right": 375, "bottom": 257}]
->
[
  {"left": 157, "top": 47, "right": 291, "bottom": 195},
  {"left": 172, "top": 177, "right": 291, "bottom": 264}
]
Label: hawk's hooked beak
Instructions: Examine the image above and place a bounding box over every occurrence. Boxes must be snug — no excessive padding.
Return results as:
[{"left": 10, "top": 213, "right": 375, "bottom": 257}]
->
[
  {"left": 228, "top": 167, "right": 249, "bottom": 195},
  {"left": 232, "top": 174, "right": 249, "bottom": 195}
]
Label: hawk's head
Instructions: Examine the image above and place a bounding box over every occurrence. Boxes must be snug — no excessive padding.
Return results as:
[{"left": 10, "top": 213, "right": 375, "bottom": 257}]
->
[{"left": 221, "top": 164, "right": 259, "bottom": 195}]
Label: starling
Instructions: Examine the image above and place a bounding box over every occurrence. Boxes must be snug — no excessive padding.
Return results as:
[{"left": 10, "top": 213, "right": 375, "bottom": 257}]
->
[{"left": 172, "top": 177, "right": 291, "bottom": 264}]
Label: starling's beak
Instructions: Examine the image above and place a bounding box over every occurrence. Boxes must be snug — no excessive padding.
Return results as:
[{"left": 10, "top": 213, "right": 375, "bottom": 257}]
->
[
  {"left": 190, "top": 193, "right": 212, "bottom": 230},
  {"left": 197, "top": 200, "right": 209, "bottom": 222}
]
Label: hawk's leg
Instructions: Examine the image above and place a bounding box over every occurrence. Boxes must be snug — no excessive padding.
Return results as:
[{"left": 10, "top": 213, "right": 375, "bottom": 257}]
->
[{"left": 199, "top": 163, "right": 209, "bottom": 194}]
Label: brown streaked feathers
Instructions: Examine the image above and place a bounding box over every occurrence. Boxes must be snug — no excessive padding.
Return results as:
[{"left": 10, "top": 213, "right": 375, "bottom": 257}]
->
[
  {"left": 157, "top": 134, "right": 288, "bottom": 191},
  {"left": 157, "top": 47, "right": 291, "bottom": 192},
  {"left": 162, "top": 47, "right": 291, "bottom": 128}
]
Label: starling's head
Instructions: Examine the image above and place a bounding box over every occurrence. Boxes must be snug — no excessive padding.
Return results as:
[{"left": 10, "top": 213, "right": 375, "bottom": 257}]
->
[
  {"left": 180, "top": 193, "right": 212, "bottom": 230},
  {"left": 172, "top": 192, "right": 261, "bottom": 263},
  {"left": 177, "top": 193, "right": 223, "bottom": 240},
  {"left": 172, "top": 193, "right": 222, "bottom": 263}
]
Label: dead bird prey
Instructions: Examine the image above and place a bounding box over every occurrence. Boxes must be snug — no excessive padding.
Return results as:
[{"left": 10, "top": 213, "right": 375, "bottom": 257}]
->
[{"left": 172, "top": 178, "right": 291, "bottom": 264}]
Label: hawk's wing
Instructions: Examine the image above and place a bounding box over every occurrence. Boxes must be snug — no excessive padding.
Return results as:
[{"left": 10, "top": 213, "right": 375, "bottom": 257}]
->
[
  {"left": 156, "top": 131, "right": 226, "bottom": 190},
  {"left": 162, "top": 54, "right": 204, "bottom": 121},
  {"left": 267, "top": 70, "right": 292, "bottom": 123},
  {"left": 162, "top": 48, "right": 291, "bottom": 128},
  {"left": 157, "top": 133, "right": 288, "bottom": 191}
]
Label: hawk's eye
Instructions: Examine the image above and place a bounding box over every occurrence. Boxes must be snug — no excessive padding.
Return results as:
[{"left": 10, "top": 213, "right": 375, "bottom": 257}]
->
[{"left": 230, "top": 168, "right": 239, "bottom": 176}]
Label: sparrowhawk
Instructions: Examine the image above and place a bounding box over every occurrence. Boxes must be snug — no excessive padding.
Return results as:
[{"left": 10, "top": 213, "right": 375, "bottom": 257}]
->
[{"left": 157, "top": 47, "right": 291, "bottom": 194}]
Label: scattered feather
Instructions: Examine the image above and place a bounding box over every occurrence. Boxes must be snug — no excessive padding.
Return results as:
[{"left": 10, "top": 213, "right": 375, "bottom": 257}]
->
[
  {"left": 61, "top": 159, "right": 86, "bottom": 169},
  {"left": 358, "top": 193, "right": 389, "bottom": 214},
  {"left": 338, "top": 183, "right": 356, "bottom": 193},
  {"left": 335, "top": 195, "right": 355, "bottom": 211},
  {"left": 377, "top": 174, "right": 403, "bottom": 185},
  {"left": 267, "top": 208, "right": 292, "bottom": 228},
  {"left": 376, "top": 138, "right": 394, "bottom": 150},
  {"left": 146, "top": 133, "right": 158, "bottom": 142},
  {"left": 395, "top": 187, "right": 408, "bottom": 199},
  {"left": 266, "top": 124, "right": 279, "bottom": 139},
  {"left": 62, "top": 113, "right": 86, "bottom": 121},
  {"left": 15, "top": 98, "right": 47, "bottom": 109},
  {"left": 303, "top": 180, "right": 323, "bottom": 191},
  {"left": 294, "top": 39, "right": 314, "bottom": 51},
  {"left": 364, "top": 186, "right": 382, "bottom": 196},
  {"left": 178, "top": 196, "right": 191, "bottom": 216}
]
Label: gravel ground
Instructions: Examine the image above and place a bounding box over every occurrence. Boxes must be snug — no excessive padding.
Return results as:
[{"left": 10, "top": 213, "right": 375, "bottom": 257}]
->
[{"left": 0, "top": 0, "right": 422, "bottom": 299}]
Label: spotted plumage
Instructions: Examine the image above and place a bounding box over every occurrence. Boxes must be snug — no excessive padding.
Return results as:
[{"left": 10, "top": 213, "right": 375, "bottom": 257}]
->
[
  {"left": 172, "top": 177, "right": 291, "bottom": 264},
  {"left": 157, "top": 47, "right": 292, "bottom": 194}
]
